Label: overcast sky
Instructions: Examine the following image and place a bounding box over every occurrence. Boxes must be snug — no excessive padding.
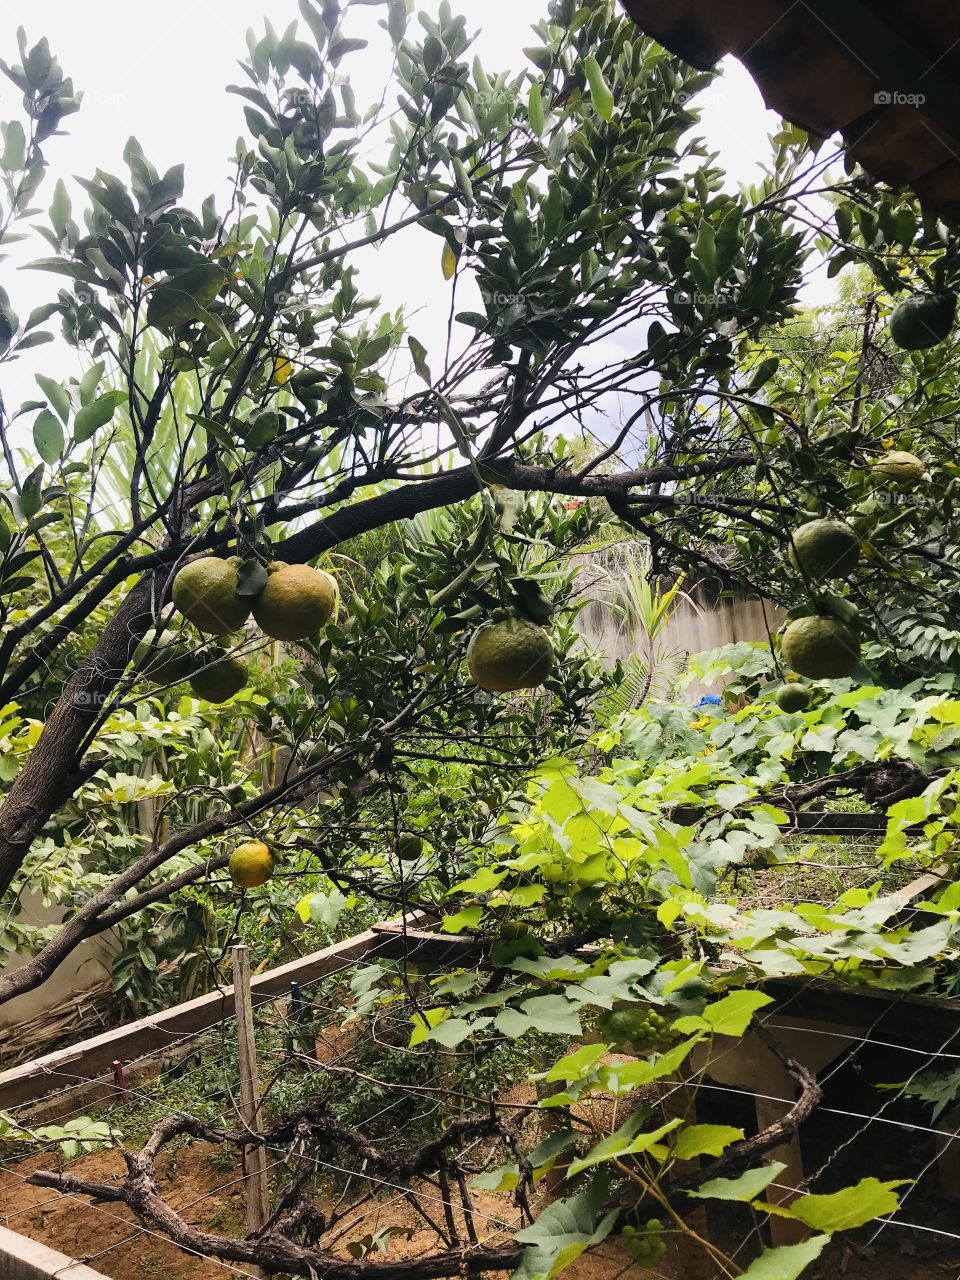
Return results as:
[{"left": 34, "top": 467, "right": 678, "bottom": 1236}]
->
[{"left": 0, "top": 1, "right": 832, "bottom": 415}]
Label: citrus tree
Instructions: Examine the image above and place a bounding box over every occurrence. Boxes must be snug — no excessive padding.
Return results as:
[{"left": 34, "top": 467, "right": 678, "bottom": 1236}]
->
[
  {"left": 0, "top": 0, "right": 816, "bottom": 1009},
  {"left": 0, "top": 0, "right": 957, "bottom": 999}
]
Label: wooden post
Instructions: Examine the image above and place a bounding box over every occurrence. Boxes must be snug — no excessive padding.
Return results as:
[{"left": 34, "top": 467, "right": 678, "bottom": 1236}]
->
[{"left": 233, "top": 944, "right": 270, "bottom": 1242}]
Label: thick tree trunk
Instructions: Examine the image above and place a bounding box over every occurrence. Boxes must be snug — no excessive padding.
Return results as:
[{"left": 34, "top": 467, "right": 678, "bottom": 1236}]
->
[{"left": 0, "top": 574, "right": 158, "bottom": 896}]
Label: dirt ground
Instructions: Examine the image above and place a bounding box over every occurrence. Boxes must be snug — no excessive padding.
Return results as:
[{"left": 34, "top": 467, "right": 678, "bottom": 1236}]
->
[
  {"left": 3, "top": 1135, "right": 959, "bottom": 1280},
  {"left": 0, "top": 1138, "right": 643, "bottom": 1280}
]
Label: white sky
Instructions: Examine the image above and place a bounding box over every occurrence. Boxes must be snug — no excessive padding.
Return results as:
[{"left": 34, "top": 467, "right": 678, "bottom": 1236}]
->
[{"left": 0, "top": 1, "right": 834, "bottom": 414}]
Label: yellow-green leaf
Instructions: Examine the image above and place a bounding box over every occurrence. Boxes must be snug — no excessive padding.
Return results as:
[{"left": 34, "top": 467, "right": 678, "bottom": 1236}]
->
[
  {"left": 671, "top": 1124, "right": 744, "bottom": 1161},
  {"left": 566, "top": 1116, "right": 681, "bottom": 1178},
  {"left": 739, "top": 1237, "right": 830, "bottom": 1279},
  {"left": 689, "top": 1161, "right": 787, "bottom": 1202},
  {"left": 441, "top": 241, "right": 457, "bottom": 280},
  {"left": 788, "top": 1178, "right": 908, "bottom": 1233}
]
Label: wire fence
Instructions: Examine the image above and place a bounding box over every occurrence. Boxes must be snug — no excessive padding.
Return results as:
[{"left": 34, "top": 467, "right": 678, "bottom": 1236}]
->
[{"left": 2, "top": 920, "right": 960, "bottom": 1280}]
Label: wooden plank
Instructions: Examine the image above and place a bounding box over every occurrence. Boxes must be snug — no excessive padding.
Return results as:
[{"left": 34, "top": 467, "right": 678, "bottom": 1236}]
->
[
  {"left": 765, "top": 976, "right": 960, "bottom": 1052},
  {"left": 0, "top": 1225, "right": 111, "bottom": 1280},
  {"left": 370, "top": 921, "right": 487, "bottom": 966},
  {"left": 0, "top": 920, "right": 437, "bottom": 1114},
  {"left": 785, "top": 811, "right": 887, "bottom": 834},
  {"left": 671, "top": 808, "right": 896, "bottom": 835}
]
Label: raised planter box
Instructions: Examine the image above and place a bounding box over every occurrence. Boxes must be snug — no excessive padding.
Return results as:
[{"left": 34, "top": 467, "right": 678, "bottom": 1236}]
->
[{"left": 0, "top": 1225, "right": 110, "bottom": 1280}]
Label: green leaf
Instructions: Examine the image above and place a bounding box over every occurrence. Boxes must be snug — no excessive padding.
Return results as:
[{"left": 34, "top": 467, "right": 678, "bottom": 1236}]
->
[
  {"left": 49, "top": 178, "right": 72, "bottom": 238},
  {"left": 566, "top": 1115, "right": 681, "bottom": 1178},
  {"left": 428, "top": 1016, "right": 491, "bottom": 1047},
  {"left": 689, "top": 1161, "right": 787, "bottom": 1202},
  {"left": 74, "top": 393, "right": 119, "bottom": 442},
  {"left": 453, "top": 158, "right": 473, "bottom": 202},
  {"left": 738, "top": 1237, "right": 829, "bottom": 1279},
  {"left": 671, "top": 1124, "right": 744, "bottom": 1161},
  {"left": 187, "top": 412, "right": 237, "bottom": 451},
  {"left": 583, "top": 56, "right": 614, "bottom": 122},
  {"left": 356, "top": 333, "right": 392, "bottom": 370},
  {"left": 788, "top": 1178, "right": 907, "bottom": 1233},
  {"left": 146, "top": 264, "right": 226, "bottom": 330},
  {"left": 78, "top": 361, "right": 104, "bottom": 407},
  {"left": 409, "top": 336, "right": 432, "bottom": 383},
  {"left": 748, "top": 356, "right": 780, "bottom": 392},
  {"left": 35, "top": 374, "right": 70, "bottom": 425},
  {"left": 513, "top": 1181, "right": 618, "bottom": 1280},
  {"left": 441, "top": 905, "right": 483, "bottom": 932},
  {"left": 528, "top": 82, "right": 545, "bottom": 135},
  {"left": 675, "top": 991, "right": 773, "bottom": 1037},
  {"left": 603, "top": 1037, "right": 701, "bottom": 1091},
  {"left": 236, "top": 559, "right": 269, "bottom": 597},
  {"left": 496, "top": 1006, "right": 532, "bottom": 1038},
  {"left": 519, "top": 994, "right": 582, "bottom": 1037},
  {"left": 2, "top": 120, "right": 26, "bottom": 171},
  {"left": 32, "top": 410, "right": 64, "bottom": 464},
  {"left": 693, "top": 221, "right": 716, "bottom": 283},
  {"left": 17, "top": 466, "right": 44, "bottom": 521},
  {"left": 540, "top": 1043, "right": 607, "bottom": 1084},
  {"left": 408, "top": 1007, "right": 448, "bottom": 1047}
]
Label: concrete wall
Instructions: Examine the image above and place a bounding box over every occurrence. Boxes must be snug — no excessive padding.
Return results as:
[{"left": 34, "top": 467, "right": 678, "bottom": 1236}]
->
[
  {"left": 0, "top": 892, "right": 116, "bottom": 1064},
  {"left": 0, "top": 1226, "right": 110, "bottom": 1280}
]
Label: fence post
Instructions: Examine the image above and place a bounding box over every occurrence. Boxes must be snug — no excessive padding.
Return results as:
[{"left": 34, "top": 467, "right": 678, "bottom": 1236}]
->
[
  {"left": 233, "top": 944, "right": 270, "bottom": 1244},
  {"left": 111, "top": 1059, "right": 129, "bottom": 1103}
]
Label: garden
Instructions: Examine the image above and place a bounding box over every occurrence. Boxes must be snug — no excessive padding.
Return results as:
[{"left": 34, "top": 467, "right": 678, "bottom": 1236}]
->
[{"left": 2, "top": 1, "right": 960, "bottom": 1278}]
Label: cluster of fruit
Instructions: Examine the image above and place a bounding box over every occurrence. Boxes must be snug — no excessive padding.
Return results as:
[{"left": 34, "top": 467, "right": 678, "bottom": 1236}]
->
[
  {"left": 598, "top": 1004, "right": 674, "bottom": 1051},
  {"left": 152, "top": 553, "right": 558, "bottom": 702},
  {"left": 173, "top": 555, "right": 338, "bottom": 642},
  {"left": 765, "top": 286, "right": 952, "bottom": 707},
  {"left": 769, "top": 446, "right": 929, "bottom": 707},
  {"left": 622, "top": 1220, "right": 667, "bottom": 1264},
  {"left": 152, "top": 555, "right": 556, "bottom": 889},
  {"left": 137, "top": 557, "right": 337, "bottom": 704}
]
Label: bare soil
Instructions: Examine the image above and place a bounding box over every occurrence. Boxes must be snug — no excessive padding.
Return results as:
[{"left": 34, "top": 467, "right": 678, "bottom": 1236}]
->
[{"left": 2, "top": 1133, "right": 956, "bottom": 1280}]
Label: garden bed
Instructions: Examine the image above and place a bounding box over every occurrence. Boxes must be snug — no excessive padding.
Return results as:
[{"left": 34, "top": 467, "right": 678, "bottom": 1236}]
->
[{"left": 4, "top": 894, "right": 960, "bottom": 1280}]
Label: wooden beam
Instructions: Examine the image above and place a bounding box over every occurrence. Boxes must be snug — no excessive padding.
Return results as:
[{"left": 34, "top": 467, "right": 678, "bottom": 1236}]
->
[
  {"left": 765, "top": 976, "right": 960, "bottom": 1052},
  {"left": 0, "top": 919, "right": 437, "bottom": 1114},
  {"left": 370, "top": 920, "right": 487, "bottom": 966},
  {"left": 785, "top": 811, "right": 887, "bottom": 833}
]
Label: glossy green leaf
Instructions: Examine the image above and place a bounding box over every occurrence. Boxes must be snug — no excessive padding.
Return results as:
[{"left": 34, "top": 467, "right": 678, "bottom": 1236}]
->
[
  {"left": 32, "top": 409, "right": 64, "bottom": 463},
  {"left": 583, "top": 56, "right": 614, "bottom": 122}
]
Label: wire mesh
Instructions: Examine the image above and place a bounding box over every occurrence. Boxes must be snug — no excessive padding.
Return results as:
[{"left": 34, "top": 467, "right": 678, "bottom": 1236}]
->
[{"left": 3, "top": 917, "right": 960, "bottom": 1280}]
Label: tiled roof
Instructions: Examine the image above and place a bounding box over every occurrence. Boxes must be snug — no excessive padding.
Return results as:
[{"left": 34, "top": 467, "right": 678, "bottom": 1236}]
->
[{"left": 622, "top": 0, "right": 960, "bottom": 214}]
